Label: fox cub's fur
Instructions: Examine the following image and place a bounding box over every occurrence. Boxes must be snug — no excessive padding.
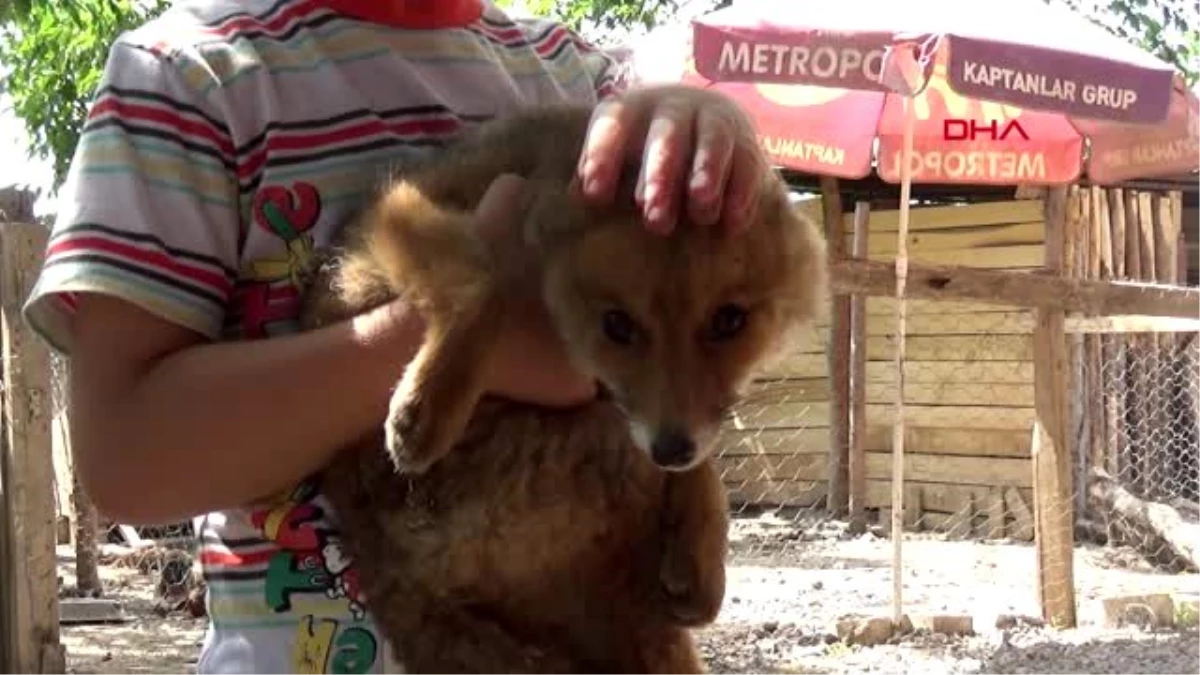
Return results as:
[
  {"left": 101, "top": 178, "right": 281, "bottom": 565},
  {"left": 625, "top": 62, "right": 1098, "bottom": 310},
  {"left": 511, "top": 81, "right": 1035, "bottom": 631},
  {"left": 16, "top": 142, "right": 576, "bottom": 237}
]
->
[{"left": 298, "top": 98, "right": 828, "bottom": 673}]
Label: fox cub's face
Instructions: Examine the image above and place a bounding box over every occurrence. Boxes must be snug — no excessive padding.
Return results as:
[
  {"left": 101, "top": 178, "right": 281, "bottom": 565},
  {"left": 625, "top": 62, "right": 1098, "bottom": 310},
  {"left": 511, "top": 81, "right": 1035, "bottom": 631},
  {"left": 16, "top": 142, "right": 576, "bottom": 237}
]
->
[{"left": 541, "top": 180, "right": 827, "bottom": 472}]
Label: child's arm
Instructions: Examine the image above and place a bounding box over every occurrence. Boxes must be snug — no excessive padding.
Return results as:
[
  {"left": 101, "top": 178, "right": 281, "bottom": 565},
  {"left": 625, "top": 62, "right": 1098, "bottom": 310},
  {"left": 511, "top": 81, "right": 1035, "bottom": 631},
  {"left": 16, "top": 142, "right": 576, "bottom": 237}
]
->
[{"left": 64, "top": 181, "right": 592, "bottom": 526}]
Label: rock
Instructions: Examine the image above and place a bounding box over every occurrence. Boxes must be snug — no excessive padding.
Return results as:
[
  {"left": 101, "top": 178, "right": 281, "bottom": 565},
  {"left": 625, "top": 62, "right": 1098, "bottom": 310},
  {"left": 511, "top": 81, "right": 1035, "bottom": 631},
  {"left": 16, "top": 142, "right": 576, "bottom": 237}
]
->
[
  {"left": 1173, "top": 597, "right": 1198, "bottom": 629},
  {"left": 909, "top": 614, "right": 975, "bottom": 636},
  {"left": 836, "top": 616, "right": 897, "bottom": 646},
  {"left": 1101, "top": 593, "right": 1176, "bottom": 629},
  {"left": 995, "top": 613, "right": 1046, "bottom": 630}
]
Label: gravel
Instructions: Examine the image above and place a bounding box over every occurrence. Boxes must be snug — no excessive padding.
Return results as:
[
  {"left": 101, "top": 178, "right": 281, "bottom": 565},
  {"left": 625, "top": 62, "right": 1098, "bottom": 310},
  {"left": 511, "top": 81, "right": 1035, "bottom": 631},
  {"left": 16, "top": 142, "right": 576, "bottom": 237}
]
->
[
  {"left": 693, "top": 510, "right": 1200, "bottom": 674},
  {"left": 59, "top": 511, "right": 1200, "bottom": 674}
]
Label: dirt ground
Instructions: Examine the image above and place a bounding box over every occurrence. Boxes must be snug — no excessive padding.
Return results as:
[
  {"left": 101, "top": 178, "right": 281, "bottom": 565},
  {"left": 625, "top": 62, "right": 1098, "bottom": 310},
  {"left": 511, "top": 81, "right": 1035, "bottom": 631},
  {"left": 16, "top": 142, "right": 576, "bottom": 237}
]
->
[{"left": 57, "top": 512, "right": 1200, "bottom": 674}]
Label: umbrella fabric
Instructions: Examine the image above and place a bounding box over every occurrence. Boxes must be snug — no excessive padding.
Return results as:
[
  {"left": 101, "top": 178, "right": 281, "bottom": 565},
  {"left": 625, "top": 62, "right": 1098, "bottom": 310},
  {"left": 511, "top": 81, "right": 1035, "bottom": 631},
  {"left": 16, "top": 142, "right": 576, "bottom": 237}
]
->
[
  {"left": 692, "top": 0, "right": 1175, "bottom": 122},
  {"left": 1079, "top": 87, "right": 1199, "bottom": 183},
  {"left": 626, "top": 0, "right": 1198, "bottom": 185}
]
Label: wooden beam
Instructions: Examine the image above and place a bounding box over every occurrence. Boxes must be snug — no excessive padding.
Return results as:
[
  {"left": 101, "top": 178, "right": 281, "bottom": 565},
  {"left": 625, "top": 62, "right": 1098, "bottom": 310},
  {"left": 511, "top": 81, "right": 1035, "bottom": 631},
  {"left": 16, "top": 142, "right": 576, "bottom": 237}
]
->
[
  {"left": 821, "top": 177, "right": 851, "bottom": 517},
  {"left": 829, "top": 259, "right": 1200, "bottom": 319},
  {"left": 0, "top": 222, "right": 66, "bottom": 673},
  {"left": 1064, "top": 315, "right": 1200, "bottom": 333},
  {"left": 1031, "top": 187, "right": 1078, "bottom": 629},
  {"left": 849, "top": 200, "right": 870, "bottom": 531}
]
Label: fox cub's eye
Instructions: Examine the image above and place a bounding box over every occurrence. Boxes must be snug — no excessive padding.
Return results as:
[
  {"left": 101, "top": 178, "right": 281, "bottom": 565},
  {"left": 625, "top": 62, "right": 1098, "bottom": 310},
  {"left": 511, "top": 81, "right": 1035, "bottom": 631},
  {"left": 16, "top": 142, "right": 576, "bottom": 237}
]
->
[
  {"left": 602, "top": 309, "right": 637, "bottom": 345},
  {"left": 707, "top": 304, "right": 748, "bottom": 341}
]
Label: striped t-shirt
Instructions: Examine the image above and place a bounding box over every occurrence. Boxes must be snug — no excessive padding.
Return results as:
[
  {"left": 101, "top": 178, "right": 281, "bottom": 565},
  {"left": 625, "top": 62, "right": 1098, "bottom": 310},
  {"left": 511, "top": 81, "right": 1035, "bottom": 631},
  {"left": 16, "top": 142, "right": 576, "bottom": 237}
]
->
[{"left": 22, "top": 1, "right": 621, "bottom": 672}]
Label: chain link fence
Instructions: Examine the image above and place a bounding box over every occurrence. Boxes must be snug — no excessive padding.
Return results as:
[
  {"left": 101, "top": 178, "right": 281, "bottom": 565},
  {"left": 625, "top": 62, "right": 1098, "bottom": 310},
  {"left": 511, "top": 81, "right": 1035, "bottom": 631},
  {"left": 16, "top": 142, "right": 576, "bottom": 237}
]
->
[
  {"left": 709, "top": 190, "right": 1199, "bottom": 636},
  {"left": 1073, "top": 330, "right": 1199, "bottom": 571}
]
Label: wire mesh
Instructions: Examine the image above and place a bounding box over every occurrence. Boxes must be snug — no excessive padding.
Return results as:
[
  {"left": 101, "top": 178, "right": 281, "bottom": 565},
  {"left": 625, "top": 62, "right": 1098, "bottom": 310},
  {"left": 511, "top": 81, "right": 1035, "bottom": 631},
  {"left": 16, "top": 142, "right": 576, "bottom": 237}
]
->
[{"left": 1073, "top": 330, "right": 1199, "bottom": 571}]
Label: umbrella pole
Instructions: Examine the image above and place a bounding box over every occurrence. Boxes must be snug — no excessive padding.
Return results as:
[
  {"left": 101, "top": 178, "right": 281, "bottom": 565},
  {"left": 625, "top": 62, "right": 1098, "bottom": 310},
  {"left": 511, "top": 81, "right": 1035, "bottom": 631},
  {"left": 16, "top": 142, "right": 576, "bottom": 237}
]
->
[{"left": 891, "top": 93, "right": 916, "bottom": 627}]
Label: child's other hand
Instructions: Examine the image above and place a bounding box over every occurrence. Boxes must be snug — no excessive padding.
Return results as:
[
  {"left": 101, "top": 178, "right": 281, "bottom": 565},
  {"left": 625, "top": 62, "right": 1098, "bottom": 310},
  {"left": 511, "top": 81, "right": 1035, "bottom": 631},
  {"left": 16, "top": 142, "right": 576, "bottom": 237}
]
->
[
  {"left": 474, "top": 174, "right": 597, "bottom": 408},
  {"left": 576, "top": 85, "right": 766, "bottom": 236}
]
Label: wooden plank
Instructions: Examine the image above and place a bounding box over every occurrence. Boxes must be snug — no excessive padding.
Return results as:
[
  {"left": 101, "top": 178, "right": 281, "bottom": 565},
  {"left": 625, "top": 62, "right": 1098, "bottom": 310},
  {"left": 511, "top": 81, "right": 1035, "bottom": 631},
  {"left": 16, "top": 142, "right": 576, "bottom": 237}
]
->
[
  {"left": 830, "top": 258, "right": 1200, "bottom": 319},
  {"left": 718, "top": 452, "right": 827, "bottom": 483},
  {"left": 1105, "top": 189, "right": 1128, "bottom": 481},
  {"left": 769, "top": 328, "right": 831, "bottom": 355},
  {"left": 766, "top": 353, "right": 828, "bottom": 378},
  {"left": 983, "top": 487, "right": 1007, "bottom": 540},
  {"left": 1085, "top": 188, "right": 1105, "bottom": 508},
  {"left": 863, "top": 426, "right": 1031, "bottom": 458},
  {"left": 821, "top": 311, "right": 1036, "bottom": 336},
  {"left": 727, "top": 401, "right": 833, "bottom": 430},
  {"left": 865, "top": 297, "right": 1037, "bottom": 316},
  {"left": 1064, "top": 315, "right": 1200, "bottom": 333},
  {"left": 733, "top": 400, "right": 1034, "bottom": 431},
  {"left": 742, "top": 378, "right": 831, "bottom": 403},
  {"left": 768, "top": 357, "right": 1041, "bottom": 384},
  {"left": 715, "top": 428, "right": 831, "bottom": 456},
  {"left": 1006, "top": 486, "right": 1036, "bottom": 541},
  {"left": 1122, "top": 191, "right": 1148, "bottom": 491},
  {"left": 1031, "top": 186, "right": 1077, "bottom": 629},
  {"left": 851, "top": 200, "right": 1044, "bottom": 232},
  {"left": 866, "top": 334, "right": 1032, "bottom": 361},
  {"left": 0, "top": 222, "right": 66, "bottom": 673},
  {"left": 849, "top": 200, "right": 870, "bottom": 530},
  {"left": 850, "top": 220, "right": 1044, "bottom": 255},
  {"left": 864, "top": 360, "right": 1034, "bottom": 384},
  {"left": 1151, "top": 193, "right": 1179, "bottom": 500},
  {"left": 1109, "top": 189, "right": 1127, "bottom": 280},
  {"left": 725, "top": 479, "right": 826, "bottom": 509},
  {"left": 821, "top": 178, "right": 851, "bottom": 516},
  {"left": 1138, "top": 192, "right": 1164, "bottom": 498},
  {"left": 867, "top": 244, "right": 1045, "bottom": 269},
  {"left": 865, "top": 381, "right": 1033, "bottom": 407},
  {"left": 866, "top": 479, "right": 1030, "bottom": 518},
  {"left": 58, "top": 598, "right": 127, "bottom": 626},
  {"left": 864, "top": 452, "right": 1031, "bottom": 488}
]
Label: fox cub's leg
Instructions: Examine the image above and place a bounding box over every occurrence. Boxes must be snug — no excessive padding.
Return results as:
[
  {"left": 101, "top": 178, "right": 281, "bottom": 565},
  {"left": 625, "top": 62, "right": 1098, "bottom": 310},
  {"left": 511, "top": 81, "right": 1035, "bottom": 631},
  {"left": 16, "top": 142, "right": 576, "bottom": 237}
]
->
[
  {"left": 361, "top": 182, "right": 503, "bottom": 474},
  {"left": 383, "top": 291, "right": 503, "bottom": 474},
  {"left": 658, "top": 460, "right": 730, "bottom": 626}
]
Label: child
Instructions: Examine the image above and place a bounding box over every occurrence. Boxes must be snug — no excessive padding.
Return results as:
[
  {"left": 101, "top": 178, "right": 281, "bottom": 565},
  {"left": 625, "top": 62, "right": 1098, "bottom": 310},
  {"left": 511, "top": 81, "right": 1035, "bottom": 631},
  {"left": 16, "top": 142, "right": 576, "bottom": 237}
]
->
[{"left": 22, "top": 0, "right": 764, "bottom": 672}]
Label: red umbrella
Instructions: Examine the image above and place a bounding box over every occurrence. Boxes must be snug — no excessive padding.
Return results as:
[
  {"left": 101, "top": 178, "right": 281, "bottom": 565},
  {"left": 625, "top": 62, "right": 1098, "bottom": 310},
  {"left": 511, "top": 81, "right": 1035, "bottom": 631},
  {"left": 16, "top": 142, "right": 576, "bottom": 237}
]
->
[{"left": 625, "top": 0, "right": 1198, "bottom": 185}]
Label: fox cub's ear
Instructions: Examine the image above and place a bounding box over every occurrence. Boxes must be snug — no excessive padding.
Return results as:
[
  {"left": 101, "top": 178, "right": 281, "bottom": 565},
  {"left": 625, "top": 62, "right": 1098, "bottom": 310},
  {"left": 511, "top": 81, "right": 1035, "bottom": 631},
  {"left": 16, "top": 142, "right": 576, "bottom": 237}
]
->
[{"left": 523, "top": 178, "right": 593, "bottom": 247}]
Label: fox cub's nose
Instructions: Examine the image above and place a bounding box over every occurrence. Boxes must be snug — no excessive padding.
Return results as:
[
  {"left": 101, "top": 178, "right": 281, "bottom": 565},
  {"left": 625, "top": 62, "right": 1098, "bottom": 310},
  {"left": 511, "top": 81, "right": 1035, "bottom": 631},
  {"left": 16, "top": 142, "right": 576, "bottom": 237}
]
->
[{"left": 651, "top": 429, "right": 695, "bottom": 469}]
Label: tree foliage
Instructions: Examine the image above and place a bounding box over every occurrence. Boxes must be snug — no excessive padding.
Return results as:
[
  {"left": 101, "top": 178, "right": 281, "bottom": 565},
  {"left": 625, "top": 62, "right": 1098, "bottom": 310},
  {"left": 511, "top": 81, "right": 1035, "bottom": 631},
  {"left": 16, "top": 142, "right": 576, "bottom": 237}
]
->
[
  {"left": 1049, "top": 0, "right": 1199, "bottom": 86},
  {"left": 0, "top": 0, "right": 169, "bottom": 190},
  {"left": 499, "top": 0, "right": 676, "bottom": 36}
]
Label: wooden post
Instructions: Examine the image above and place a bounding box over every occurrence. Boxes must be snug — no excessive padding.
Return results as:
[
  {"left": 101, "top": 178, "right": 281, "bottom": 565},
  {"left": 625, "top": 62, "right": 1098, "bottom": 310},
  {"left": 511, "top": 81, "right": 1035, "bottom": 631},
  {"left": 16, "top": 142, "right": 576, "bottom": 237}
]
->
[
  {"left": 1032, "top": 187, "right": 1078, "bottom": 629},
  {"left": 0, "top": 222, "right": 66, "bottom": 673},
  {"left": 848, "top": 201, "right": 870, "bottom": 532},
  {"left": 1153, "top": 192, "right": 1181, "bottom": 502},
  {"left": 1085, "top": 188, "right": 1105, "bottom": 509},
  {"left": 821, "top": 176, "right": 851, "bottom": 516},
  {"left": 1137, "top": 192, "right": 1162, "bottom": 498},
  {"left": 1123, "top": 192, "right": 1147, "bottom": 490},
  {"left": 1105, "top": 189, "right": 1127, "bottom": 479}
]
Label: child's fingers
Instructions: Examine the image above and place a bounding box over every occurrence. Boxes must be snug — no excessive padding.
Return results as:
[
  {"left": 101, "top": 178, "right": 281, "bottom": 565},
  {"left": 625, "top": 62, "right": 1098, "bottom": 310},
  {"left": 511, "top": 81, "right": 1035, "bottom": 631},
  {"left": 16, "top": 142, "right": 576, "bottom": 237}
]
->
[
  {"left": 578, "top": 98, "right": 636, "bottom": 205},
  {"left": 686, "top": 106, "right": 736, "bottom": 228},
  {"left": 637, "top": 98, "right": 693, "bottom": 235}
]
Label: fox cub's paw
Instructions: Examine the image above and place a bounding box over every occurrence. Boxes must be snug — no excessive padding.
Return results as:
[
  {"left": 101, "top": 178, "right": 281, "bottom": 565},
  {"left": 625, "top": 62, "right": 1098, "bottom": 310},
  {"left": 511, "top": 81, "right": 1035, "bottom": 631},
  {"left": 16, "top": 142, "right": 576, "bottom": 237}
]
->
[
  {"left": 659, "top": 538, "right": 725, "bottom": 626},
  {"left": 383, "top": 390, "right": 447, "bottom": 475}
]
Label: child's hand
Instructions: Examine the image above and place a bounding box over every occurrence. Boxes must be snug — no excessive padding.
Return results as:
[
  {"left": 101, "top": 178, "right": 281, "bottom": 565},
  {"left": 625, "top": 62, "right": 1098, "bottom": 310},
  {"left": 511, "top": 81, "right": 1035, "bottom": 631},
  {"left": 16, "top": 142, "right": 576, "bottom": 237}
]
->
[
  {"left": 577, "top": 85, "right": 766, "bottom": 236},
  {"left": 474, "top": 174, "right": 597, "bottom": 408}
]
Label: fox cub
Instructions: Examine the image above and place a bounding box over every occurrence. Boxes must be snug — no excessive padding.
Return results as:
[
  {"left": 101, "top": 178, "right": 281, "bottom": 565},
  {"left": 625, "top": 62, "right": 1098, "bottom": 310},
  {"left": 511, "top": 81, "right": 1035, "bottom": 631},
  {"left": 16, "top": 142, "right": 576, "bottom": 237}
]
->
[{"left": 299, "top": 94, "right": 828, "bottom": 673}]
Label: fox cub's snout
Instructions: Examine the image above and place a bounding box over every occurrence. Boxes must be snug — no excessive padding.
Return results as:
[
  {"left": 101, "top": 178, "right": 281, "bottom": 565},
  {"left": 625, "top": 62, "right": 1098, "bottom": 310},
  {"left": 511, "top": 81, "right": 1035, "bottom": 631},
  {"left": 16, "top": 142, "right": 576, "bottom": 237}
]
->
[{"left": 541, "top": 177, "right": 827, "bottom": 472}]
